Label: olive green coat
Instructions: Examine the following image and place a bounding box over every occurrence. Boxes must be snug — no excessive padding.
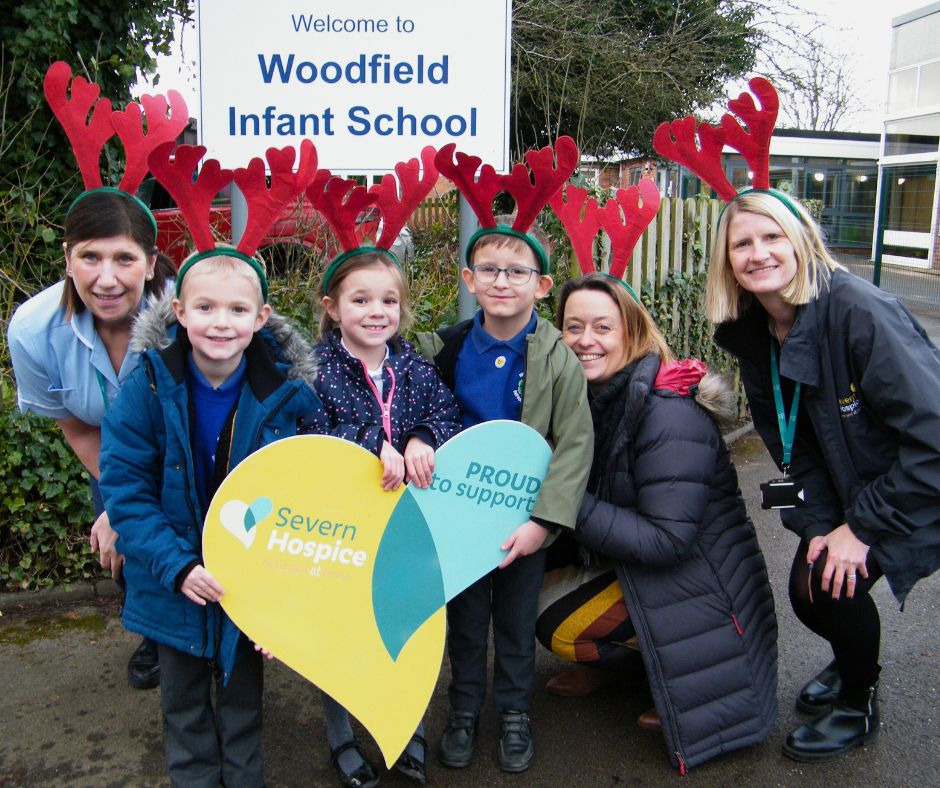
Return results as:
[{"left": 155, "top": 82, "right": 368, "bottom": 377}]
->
[{"left": 416, "top": 316, "right": 593, "bottom": 530}]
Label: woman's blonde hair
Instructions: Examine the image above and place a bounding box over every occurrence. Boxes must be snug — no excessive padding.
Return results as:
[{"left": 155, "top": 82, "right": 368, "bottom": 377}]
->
[
  {"left": 318, "top": 252, "right": 412, "bottom": 338},
  {"left": 705, "top": 191, "right": 841, "bottom": 323},
  {"left": 556, "top": 273, "right": 673, "bottom": 368}
]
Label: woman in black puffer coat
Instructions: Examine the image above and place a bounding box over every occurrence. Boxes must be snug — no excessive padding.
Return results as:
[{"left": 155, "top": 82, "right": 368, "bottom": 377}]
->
[{"left": 536, "top": 273, "right": 777, "bottom": 772}]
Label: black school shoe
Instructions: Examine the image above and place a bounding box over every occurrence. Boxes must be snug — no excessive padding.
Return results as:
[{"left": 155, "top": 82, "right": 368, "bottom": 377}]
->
[
  {"left": 498, "top": 711, "right": 533, "bottom": 773},
  {"left": 782, "top": 684, "right": 879, "bottom": 763},
  {"left": 330, "top": 739, "right": 379, "bottom": 788},
  {"left": 796, "top": 660, "right": 843, "bottom": 713},
  {"left": 393, "top": 734, "right": 427, "bottom": 784},
  {"left": 127, "top": 637, "right": 160, "bottom": 689},
  {"left": 439, "top": 711, "right": 477, "bottom": 768}
]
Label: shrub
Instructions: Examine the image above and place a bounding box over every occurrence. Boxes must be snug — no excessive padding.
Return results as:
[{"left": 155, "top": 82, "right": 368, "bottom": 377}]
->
[{"left": 0, "top": 378, "right": 97, "bottom": 591}]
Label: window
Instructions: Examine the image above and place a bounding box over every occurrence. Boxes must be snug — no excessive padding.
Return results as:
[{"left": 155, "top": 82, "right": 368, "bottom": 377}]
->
[
  {"left": 885, "top": 166, "right": 935, "bottom": 234},
  {"left": 888, "top": 68, "right": 918, "bottom": 114},
  {"left": 884, "top": 115, "right": 940, "bottom": 156}
]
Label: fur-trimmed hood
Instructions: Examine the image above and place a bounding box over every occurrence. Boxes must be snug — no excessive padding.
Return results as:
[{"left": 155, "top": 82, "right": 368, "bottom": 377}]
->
[{"left": 130, "top": 286, "right": 319, "bottom": 389}]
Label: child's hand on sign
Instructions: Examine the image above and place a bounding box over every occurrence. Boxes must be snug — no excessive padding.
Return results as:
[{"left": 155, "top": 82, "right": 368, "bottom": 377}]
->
[
  {"left": 180, "top": 565, "right": 225, "bottom": 605},
  {"left": 253, "top": 643, "right": 275, "bottom": 660},
  {"left": 380, "top": 440, "right": 406, "bottom": 491},
  {"left": 404, "top": 437, "right": 435, "bottom": 488},
  {"left": 499, "top": 520, "right": 549, "bottom": 569}
]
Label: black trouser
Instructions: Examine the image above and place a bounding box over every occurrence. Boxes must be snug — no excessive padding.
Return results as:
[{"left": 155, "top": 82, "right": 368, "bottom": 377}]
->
[
  {"left": 157, "top": 638, "right": 264, "bottom": 788},
  {"left": 446, "top": 549, "right": 546, "bottom": 714},
  {"left": 789, "top": 541, "right": 883, "bottom": 692}
]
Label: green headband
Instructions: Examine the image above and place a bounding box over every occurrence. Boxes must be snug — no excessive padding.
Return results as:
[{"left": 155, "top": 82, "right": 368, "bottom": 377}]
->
[
  {"left": 177, "top": 247, "right": 269, "bottom": 302},
  {"left": 600, "top": 273, "right": 642, "bottom": 304},
  {"left": 320, "top": 247, "right": 401, "bottom": 295},
  {"left": 67, "top": 186, "right": 158, "bottom": 240},
  {"left": 721, "top": 188, "right": 803, "bottom": 222},
  {"left": 466, "top": 225, "right": 550, "bottom": 275}
]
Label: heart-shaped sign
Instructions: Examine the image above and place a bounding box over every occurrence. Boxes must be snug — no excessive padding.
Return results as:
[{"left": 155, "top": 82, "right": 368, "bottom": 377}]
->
[{"left": 203, "top": 422, "right": 551, "bottom": 766}]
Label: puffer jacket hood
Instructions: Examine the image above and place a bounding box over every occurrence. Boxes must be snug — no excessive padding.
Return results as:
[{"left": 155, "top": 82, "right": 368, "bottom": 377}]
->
[
  {"left": 653, "top": 358, "right": 738, "bottom": 427},
  {"left": 131, "top": 286, "right": 319, "bottom": 390}
]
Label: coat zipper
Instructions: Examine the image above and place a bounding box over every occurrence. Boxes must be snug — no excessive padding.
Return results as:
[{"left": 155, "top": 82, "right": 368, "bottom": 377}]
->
[
  {"left": 618, "top": 568, "right": 688, "bottom": 773},
  {"left": 361, "top": 360, "right": 397, "bottom": 444}
]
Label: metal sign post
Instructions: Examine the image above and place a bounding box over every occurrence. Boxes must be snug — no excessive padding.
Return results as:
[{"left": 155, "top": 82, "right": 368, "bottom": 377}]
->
[{"left": 458, "top": 194, "right": 477, "bottom": 320}]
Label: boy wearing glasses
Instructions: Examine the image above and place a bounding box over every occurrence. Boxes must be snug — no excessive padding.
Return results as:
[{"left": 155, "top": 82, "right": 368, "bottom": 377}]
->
[{"left": 417, "top": 219, "right": 592, "bottom": 774}]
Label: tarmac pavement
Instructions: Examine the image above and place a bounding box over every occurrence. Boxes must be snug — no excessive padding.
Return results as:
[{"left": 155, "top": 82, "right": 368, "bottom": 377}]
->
[{"left": 1, "top": 431, "right": 938, "bottom": 787}]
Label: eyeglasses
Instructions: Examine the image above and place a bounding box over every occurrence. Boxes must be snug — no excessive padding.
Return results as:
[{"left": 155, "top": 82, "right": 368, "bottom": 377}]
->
[{"left": 470, "top": 264, "right": 540, "bottom": 285}]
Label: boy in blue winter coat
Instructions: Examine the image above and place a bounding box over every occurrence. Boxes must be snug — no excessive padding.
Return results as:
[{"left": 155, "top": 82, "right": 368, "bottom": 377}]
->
[
  {"left": 100, "top": 252, "right": 321, "bottom": 787},
  {"left": 416, "top": 222, "right": 593, "bottom": 774}
]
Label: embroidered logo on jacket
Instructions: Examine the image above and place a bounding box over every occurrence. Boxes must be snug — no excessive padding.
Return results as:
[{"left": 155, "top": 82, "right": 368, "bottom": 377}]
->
[{"left": 838, "top": 383, "right": 861, "bottom": 419}]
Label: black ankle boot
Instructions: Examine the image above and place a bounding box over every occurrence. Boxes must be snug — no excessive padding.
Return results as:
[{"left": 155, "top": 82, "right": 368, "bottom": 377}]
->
[
  {"left": 783, "top": 684, "right": 879, "bottom": 763},
  {"left": 796, "top": 660, "right": 842, "bottom": 713}
]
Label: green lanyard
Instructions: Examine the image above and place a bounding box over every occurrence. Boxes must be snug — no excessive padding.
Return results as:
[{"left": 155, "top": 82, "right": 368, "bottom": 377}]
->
[
  {"left": 769, "top": 341, "right": 800, "bottom": 472},
  {"left": 95, "top": 369, "right": 110, "bottom": 414}
]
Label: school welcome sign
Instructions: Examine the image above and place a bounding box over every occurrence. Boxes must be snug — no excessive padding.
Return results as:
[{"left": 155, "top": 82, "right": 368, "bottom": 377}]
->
[{"left": 196, "top": 0, "right": 511, "bottom": 171}]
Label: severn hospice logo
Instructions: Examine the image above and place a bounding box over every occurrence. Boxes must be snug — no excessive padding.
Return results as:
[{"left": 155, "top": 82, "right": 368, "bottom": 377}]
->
[
  {"left": 219, "top": 497, "right": 273, "bottom": 549},
  {"left": 203, "top": 424, "right": 551, "bottom": 766}
]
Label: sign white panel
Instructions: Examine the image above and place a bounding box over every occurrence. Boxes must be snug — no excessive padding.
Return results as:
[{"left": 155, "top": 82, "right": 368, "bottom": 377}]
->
[{"left": 197, "top": 0, "right": 511, "bottom": 172}]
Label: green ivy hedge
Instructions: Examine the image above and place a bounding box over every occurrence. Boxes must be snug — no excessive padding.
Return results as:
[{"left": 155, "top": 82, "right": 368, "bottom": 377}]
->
[{"left": 0, "top": 378, "right": 97, "bottom": 591}]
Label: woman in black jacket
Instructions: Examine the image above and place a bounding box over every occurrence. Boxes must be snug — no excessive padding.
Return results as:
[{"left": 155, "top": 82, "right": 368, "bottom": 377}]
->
[
  {"left": 707, "top": 189, "right": 940, "bottom": 763},
  {"left": 535, "top": 273, "right": 778, "bottom": 772}
]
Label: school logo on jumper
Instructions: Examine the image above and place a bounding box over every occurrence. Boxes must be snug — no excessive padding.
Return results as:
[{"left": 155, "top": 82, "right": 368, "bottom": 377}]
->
[{"left": 202, "top": 423, "right": 550, "bottom": 768}]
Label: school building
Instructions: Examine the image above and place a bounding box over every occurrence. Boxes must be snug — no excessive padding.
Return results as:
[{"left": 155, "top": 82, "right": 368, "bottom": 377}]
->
[
  {"left": 878, "top": 2, "right": 940, "bottom": 269},
  {"left": 583, "top": 129, "right": 881, "bottom": 252}
]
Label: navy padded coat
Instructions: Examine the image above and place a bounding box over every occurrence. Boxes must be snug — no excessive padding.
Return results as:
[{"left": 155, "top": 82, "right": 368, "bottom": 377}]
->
[{"left": 574, "top": 355, "right": 778, "bottom": 771}]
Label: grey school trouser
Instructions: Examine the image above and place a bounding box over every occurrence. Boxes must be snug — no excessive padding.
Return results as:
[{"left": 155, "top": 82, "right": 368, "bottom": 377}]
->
[
  {"left": 446, "top": 548, "right": 547, "bottom": 713},
  {"left": 157, "top": 638, "right": 264, "bottom": 787}
]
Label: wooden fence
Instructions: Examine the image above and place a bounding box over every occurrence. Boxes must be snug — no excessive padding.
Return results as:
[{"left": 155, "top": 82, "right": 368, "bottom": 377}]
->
[
  {"left": 411, "top": 189, "right": 459, "bottom": 228},
  {"left": 412, "top": 192, "right": 725, "bottom": 287},
  {"left": 613, "top": 196, "right": 723, "bottom": 294}
]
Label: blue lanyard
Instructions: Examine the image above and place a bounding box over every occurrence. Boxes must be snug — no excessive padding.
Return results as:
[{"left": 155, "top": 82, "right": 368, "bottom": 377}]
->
[
  {"left": 95, "top": 369, "right": 110, "bottom": 413},
  {"left": 769, "top": 341, "right": 799, "bottom": 471}
]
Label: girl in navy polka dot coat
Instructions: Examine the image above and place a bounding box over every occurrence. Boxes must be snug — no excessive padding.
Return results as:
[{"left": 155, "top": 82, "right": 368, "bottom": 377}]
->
[
  {"left": 299, "top": 327, "right": 461, "bottom": 468},
  {"left": 298, "top": 252, "right": 461, "bottom": 488},
  {"left": 297, "top": 251, "right": 460, "bottom": 784}
]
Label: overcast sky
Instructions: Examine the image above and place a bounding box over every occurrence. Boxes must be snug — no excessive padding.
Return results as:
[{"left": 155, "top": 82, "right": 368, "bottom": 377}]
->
[
  {"left": 140, "top": 0, "right": 935, "bottom": 134},
  {"left": 796, "top": 0, "right": 928, "bottom": 131}
]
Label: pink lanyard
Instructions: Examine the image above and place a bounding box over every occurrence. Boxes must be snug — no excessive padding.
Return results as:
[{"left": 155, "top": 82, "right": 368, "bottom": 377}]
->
[{"left": 361, "top": 360, "right": 396, "bottom": 444}]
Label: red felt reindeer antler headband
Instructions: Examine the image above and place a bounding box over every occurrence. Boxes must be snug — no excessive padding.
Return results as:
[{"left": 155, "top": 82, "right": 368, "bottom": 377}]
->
[
  {"left": 549, "top": 179, "right": 661, "bottom": 303},
  {"left": 44, "top": 61, "right": 189, "bottom": 237},
  {"left": 147, "top": 139, "right": 320, "bottom": 301},
  {"left": 652, "top": 77, "right": 800, "bottom": 219},
  {"left": 307, "top": 146, "right": 439, "bottom": 294},
  {"left": 435, "top": 137, "right": 579, "bottom": 274}
]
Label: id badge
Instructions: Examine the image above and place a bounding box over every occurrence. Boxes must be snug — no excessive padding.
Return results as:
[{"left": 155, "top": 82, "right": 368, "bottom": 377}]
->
[{"left": 760, "top": 478, "right": 805, "bottom": 510}]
